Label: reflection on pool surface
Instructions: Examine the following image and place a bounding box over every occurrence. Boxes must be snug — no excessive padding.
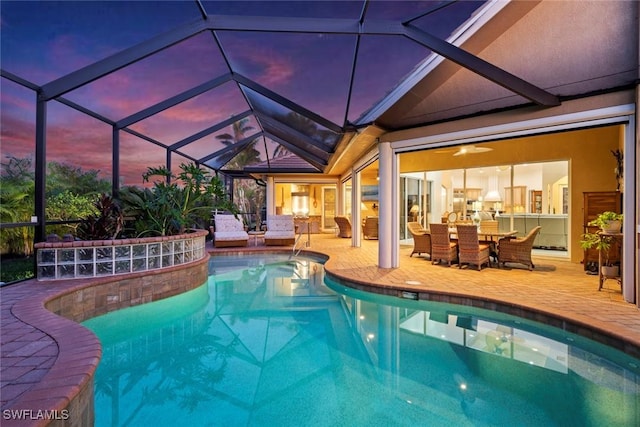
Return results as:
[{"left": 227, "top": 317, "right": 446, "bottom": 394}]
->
[{"left": 83, "top": 253, "right": 640, "bottom": 426}]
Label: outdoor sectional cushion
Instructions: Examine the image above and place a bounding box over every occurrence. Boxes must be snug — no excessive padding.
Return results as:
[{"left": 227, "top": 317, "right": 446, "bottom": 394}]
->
[
  {"left": 264, "top": 215, "right": 295, "bottom": 244},
  {"left": 214, "top": 215, "right": 248, "bottom": 244}
]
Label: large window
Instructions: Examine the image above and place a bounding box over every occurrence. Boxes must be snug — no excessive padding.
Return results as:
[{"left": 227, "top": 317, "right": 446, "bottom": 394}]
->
[{"left": 404, "top": 161, "right": 569, "bottom": 251}]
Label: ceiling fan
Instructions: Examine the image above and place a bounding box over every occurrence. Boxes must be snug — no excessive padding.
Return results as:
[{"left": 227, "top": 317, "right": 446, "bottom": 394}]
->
[
  {"left": 434, "top": 145, "right": 493, "bottom": 156},
  {"left": 453, "top": 145, "right": 493, "bottom": 156}
]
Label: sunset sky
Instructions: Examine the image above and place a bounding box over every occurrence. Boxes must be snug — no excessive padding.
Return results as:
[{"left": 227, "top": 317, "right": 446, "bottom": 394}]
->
[{"left": 1, "top": 0, "right": 485, "bottom": 185}]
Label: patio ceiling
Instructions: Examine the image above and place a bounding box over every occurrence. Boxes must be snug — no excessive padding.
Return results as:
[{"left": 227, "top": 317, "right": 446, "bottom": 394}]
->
[{"left": 1, "top": 0, "right": 559, "bottom": 177}]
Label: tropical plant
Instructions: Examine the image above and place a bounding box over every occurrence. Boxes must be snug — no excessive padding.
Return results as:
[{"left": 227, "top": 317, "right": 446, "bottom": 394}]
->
[
  {"left": 77, "top": 194, "right": 123, "bottom": 240},
  {"left": 46, "top": 190, "right": 99, "bottom": 236},
  {"left": 46, "top": 161, "right": 110, "bottom": 197},
  {"left": 217, "top": 117, "right": 261, "bottom": 170},
  {"left": 587, "top": 211, "right": 623, "bottom": 229},
  {"left": 119, "top": 162, "right": 236, "bottom": 237},
  {"left": 215, "top": 117, "right": 266, "bottom": 228},
  {"left": 272, "top": 144, "right": 290, "bottom": 158},
  {"left": 0, "top": 156, "right": 36, "bottom": 256},
  {"left": 1, "top": 155, "right": 112, "bottom": 254},
  {"left": 1, "top": 156, "right": 113, "bottom": 282}
]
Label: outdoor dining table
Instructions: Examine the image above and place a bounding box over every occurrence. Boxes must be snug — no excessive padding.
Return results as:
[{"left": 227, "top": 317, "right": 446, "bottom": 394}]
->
[
  {"left": 477, "top": 229, "right": 518, "bottom": 241},
  {"left": 447, "top": 228, "right": 518, "bottom": 261},
  {"left": 447, "top": 227, "right": 518, "bottom": 241}
]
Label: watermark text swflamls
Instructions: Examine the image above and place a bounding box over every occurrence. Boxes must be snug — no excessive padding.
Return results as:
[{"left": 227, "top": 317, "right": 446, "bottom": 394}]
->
[{"left": 3, "top": 409, "right": 70, "bottom": 421}]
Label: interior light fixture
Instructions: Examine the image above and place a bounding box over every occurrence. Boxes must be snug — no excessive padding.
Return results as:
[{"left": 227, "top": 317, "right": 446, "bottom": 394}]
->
[
  {"left": 484, "top": 190, "right": 502, "bottom": 202},
  {"left": 453, "top": 145, "right": 493, "bottom": 156}
]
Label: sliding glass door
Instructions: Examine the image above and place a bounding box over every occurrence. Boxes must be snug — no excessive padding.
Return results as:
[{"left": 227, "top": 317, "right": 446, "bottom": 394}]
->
[{"left": 400, "top": 176, "right": 431, "bottom": 240}]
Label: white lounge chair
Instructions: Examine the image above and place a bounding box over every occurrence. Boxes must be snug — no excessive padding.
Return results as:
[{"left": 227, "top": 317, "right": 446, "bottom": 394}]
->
[
  {"left": 213, "top": 214, "right": 249, "bottom": 247},
  {"left": 264, "top": 215, "right": 296, "bottom": 246}
]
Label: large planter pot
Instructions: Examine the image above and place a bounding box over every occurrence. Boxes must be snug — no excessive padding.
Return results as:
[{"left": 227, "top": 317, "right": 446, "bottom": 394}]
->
[
  {"left": 601, "top": 265, "right": 619, "bottom": 278},
  {"left": 601, "top": 220, "right": 621, "bottom": 234}
]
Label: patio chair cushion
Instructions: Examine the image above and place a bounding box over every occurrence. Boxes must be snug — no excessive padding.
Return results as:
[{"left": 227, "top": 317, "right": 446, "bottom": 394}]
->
[
  {"left": 265, "top": 215, "right": 295, "bottom": 245},
  {"left": 213, "top": 215, "right": 248, "bottom": 247}
]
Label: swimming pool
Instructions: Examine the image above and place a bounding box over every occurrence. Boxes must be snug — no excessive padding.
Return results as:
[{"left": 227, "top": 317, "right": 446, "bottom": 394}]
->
[{"left": 83, "top": 253, "right": 640, "bottom": 426}]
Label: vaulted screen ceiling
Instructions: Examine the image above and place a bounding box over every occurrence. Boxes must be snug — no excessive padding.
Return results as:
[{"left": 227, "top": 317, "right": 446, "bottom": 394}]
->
[{"left": 1, "top": 0, "right": 559, "bottom": 176}]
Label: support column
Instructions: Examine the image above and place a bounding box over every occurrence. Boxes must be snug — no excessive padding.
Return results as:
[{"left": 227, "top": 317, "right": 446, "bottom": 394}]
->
[
  {"left": 336, "top": 181, "right": 344, "bottom": 216},
  {"left": 352, "top": 170, "right": 362, "bottom": 247},
  {"left": 34, "top": 96, "right": 47, "bottom": 243},
  {"left": 112, "top": 126, "right": 120, "bottom": 196},
  {"left": 379, "top": 141, "right": 394, "bottom": 268},
  {"left": 166, "top": 150, "right": 172, "bottom": 184},
  {"left": 622, "top": 104, "right": 637, "bottom": 304},
  {"left": 266, "top": 176, "right": 275, "bottom": 215}
]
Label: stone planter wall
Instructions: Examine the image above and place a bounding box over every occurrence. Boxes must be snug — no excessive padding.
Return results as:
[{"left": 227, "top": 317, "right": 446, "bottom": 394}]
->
[{"left": 34, "top": 230, "right": 208, "bottom": 281}]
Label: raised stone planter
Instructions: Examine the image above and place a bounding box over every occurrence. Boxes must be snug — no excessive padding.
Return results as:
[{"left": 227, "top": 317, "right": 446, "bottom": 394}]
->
[{"left": 34, "top": 229, "right": 208, "bottom": 281}]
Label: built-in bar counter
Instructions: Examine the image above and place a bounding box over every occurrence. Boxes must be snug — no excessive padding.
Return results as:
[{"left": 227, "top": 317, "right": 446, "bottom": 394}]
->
[{"left": 496, "top": 214, "right": 568, "bottom": 250}]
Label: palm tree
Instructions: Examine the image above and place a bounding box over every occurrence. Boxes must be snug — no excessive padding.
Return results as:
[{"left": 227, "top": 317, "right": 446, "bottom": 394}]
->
[
  {"left": 216, "top": 117, "right": 261, "bottom": 170},
  {"left": 272, "top": 144, "right": 290, "bottom": 158},
  {"left": 215, "top": 118, "right": 265, "bottom": 227}
]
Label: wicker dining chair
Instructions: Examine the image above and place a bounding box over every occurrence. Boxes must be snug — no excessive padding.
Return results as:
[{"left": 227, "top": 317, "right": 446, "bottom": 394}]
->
[
  {"left": 497, "top": 226, "right": 542, "bottom": 270},
  {"left": 407, "top": 222, "right": 431, "bottom": 258},
  {"left": 456, "top": 224, "right": 491, "bottom": 270},
  {"left": 429, "top": 223, "right": 457, "bottom": 266},
  {"left": 334, "top": 215, "right": 352, "bottom": 238},
  {"left": 363, "top": 216, "right": 379, "bottom": 239}
]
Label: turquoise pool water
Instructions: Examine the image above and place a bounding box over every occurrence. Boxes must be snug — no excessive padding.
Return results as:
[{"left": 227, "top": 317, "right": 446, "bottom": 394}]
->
[{"left": 83, "top": 253, "right": 640, "bottom": 426}]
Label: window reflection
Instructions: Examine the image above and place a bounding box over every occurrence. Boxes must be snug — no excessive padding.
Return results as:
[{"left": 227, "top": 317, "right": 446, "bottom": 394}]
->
[{"left": 353, "top": 301, "right": 573, "bottom": 375}]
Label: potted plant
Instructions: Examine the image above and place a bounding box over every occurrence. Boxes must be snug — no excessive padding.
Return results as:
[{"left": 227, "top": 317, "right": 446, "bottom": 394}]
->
[
  {"left": 580, "top": 229, "right": 620, "bottom": 277},
  {"left": 587, "top": 211, "right": 623, "bottom": 234}
]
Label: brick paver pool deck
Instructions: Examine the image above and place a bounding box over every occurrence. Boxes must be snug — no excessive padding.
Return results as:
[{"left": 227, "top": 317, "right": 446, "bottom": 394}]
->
[{"left": 1, "top": 233, "right": 639, "bottom": 424}]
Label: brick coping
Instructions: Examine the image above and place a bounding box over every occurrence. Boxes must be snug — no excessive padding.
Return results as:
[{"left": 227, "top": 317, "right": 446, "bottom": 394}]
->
[
  {"left": 33, "top": 229, "right": 209, "bottom": 249},
  {"left": 0, "top": 255, "right": 209, "bottom": 426}
]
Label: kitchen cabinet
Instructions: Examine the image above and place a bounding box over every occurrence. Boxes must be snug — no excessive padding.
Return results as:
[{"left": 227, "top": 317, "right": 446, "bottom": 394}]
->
[
  {"left": 530, "top": 190, "right": 542, "bottom": 213},
  {"left": 453, "top": 188, "right": 482, "bottom": 212},
  {"left": 504, "top": 186, "right": 526, "bottom": 212}
]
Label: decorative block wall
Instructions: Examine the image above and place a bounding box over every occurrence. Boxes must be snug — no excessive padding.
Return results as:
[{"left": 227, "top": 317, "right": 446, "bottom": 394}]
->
[{"left": 34, "top": 230, "right": 208, "bottom": 281}]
